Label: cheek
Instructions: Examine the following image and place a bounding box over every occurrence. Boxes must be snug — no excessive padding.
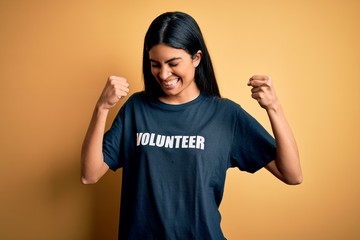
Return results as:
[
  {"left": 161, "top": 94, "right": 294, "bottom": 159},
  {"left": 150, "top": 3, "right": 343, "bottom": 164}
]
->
[
  {"left": 177, "top": 66, "right": 193, "bottom": 79},
  {"left": 182, "top": 66, "right": 196, "bottom": 80}
]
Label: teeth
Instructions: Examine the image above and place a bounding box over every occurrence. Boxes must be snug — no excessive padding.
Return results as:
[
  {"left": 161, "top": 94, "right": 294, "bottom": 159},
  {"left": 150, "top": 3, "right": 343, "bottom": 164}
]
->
[{"left": 163, "top": 79, "right": 179, "bottom": 86}]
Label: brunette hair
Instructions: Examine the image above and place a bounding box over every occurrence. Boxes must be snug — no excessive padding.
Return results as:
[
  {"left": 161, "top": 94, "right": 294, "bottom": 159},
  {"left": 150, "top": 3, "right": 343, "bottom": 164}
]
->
[{"left": 142, "top": 11, "right": 220, "bottom": 99}]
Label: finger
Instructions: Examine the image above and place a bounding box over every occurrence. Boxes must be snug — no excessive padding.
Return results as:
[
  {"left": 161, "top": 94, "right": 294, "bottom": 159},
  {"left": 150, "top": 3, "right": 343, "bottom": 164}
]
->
[
  {"left": 119, "top": 86, "right": 130, "bottom": 93},
  {"left": 250, "top": 75, "right": 270, "bottom": 81},
  {"left": 247, "top": 75, "right": 270, "bottom": 86},
  {"left": 108, "top": 75, "right": 124, "bottom": 81},
  {"left": 251, "top": 92, "right": 264, "bottom": 102},
  {"left": 108, "top": 76, "right": 129, "bottom": 86},
  {"left": 115, "top": 85, "right": 130, "bottom": 97},
  {"left": 108, "top": 77, "right": 130, "bottom": 92},
  {"left": 250, "top": 86, "right": 262, "bottom": 93},
  {"left": 248, "top": 79, "right": 272, "bottom": 88},
  {"left": 248, "top": 79, "right": 267, "bottom": 87}
]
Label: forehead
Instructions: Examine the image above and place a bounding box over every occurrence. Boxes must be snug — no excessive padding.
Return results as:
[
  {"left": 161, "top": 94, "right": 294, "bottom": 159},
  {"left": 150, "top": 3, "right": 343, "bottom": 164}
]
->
[{"left": 148, "top": 44, "right": 190, "bottom": 60}]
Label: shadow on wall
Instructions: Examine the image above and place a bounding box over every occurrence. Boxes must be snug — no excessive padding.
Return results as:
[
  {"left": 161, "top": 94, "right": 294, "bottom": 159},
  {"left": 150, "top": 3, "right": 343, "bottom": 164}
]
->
[
  {"left": 49, "top": 147, "right": 122, "bottom": 240},
  {"left": 89, "top": 171, "right": 122, "bottom": 240}
]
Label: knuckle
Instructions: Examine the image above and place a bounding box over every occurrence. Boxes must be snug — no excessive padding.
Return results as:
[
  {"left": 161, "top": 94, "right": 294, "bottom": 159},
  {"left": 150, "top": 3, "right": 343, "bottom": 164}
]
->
[{"left": 108, "top": 75, "right": 117, "bottom": 81}]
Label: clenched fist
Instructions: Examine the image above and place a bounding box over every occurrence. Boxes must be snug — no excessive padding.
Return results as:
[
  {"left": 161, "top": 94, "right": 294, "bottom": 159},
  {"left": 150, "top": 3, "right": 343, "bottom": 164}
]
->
[
  {"left": 247, "top": 75, "right": 278, "bottom": 110},
  {"left": 97, "top": 76, "right": 130, "bottom": 109}
]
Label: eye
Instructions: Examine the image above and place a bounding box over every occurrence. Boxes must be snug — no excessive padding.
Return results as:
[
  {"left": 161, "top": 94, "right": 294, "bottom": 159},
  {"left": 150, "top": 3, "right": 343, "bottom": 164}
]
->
[
  {"left": 150, "top": 63, "right": 160, "bottom": 68},
  {"left": 168, "top": 60, "right": 180, "bottom": 67},
  {"left": 169, "top": 63, "right": 178, "bottom": 67}
]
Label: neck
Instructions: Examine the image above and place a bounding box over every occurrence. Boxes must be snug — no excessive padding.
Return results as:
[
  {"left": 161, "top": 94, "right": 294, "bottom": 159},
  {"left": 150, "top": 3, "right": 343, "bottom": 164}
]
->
[{"left": 159, "top": 90, "right": 200, "bottom": 105}]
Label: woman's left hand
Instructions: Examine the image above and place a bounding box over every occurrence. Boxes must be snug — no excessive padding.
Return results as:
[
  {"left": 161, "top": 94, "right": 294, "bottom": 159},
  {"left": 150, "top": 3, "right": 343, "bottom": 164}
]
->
[
  {"left": 247, "top": 75, "right": 278, "bottom": 110},
  {"left": 248, "top": 75, "right": 302, "bottom": 185}
]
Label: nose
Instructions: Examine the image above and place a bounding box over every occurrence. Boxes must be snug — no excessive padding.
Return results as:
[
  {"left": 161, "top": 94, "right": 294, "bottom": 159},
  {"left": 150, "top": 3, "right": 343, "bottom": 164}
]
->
[{"left": 159, "top": 66, "right": 172, "bottom": 80}]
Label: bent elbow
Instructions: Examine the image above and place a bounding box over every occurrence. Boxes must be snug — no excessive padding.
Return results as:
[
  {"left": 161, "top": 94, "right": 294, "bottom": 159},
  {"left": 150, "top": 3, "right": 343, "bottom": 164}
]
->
[
  {"left": 284, "top": 174, "right": 303, "bottom": 185},
  {"left": 81, "top": 175, "right": 99, "bottom": 185}
]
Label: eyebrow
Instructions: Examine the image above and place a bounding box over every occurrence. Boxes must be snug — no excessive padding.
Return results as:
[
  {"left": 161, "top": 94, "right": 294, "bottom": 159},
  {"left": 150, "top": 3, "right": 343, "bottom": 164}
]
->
[{"left": 149, "top": 57, "right": 182, "bottom": 64}]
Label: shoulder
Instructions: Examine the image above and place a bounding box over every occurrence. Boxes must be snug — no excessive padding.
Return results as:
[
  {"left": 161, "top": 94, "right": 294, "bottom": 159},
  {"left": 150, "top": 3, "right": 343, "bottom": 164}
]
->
[
  {"left": 122, "top": 91, "right": 147, "bottom": 107},
  {"left": 204, "top": 95, "right": 242, "bottom": 112},
  {"left": 113, "top": 91, "right": 147, "bottom": 119},
  {"left": 126, "top": 91, "right": 145, "bottom": 102},
  {"left": 209, "top": 96, "right": 259, "bottom": 123},
  {"left": 219, "top": 97, "right": 241, "bottom": 108}
]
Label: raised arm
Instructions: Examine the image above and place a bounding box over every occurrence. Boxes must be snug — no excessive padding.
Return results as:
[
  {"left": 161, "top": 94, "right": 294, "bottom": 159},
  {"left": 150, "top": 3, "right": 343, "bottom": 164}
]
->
[
  {"left": 81, "top": 76, "right": 129, "bottom": 184},
  {"left": 247, "top": 75, "right": 302, "bottom": 185}
]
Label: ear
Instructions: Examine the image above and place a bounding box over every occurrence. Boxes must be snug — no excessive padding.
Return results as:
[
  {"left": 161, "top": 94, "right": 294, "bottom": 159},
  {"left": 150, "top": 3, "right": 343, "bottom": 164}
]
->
[{"left": 192, "top": 50, "right": 202, "bottom": 67}]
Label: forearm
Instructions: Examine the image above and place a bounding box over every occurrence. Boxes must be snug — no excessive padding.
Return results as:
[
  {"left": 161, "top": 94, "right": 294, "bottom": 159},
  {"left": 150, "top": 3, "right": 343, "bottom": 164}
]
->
[
  {"left": 80, "top": 105, "right": 110, "bottom": 184},
  {"left": 266, "top": 103, "right": 302, "bottom": 184}
]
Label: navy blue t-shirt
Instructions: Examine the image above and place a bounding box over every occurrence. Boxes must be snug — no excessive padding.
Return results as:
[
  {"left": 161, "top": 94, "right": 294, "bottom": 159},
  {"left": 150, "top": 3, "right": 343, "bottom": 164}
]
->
[{"left": 103, "top": 92, "right": 276, "bottom": 240}]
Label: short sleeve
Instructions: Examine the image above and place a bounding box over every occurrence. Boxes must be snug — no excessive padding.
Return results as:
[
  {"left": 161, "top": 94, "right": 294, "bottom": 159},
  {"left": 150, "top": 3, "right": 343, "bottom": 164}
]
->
[
  {"left": 103, "top": 108, "right": 125, "bottom": 171},
  {"left": 230, "top": 107, "right": 276, "bottom": 173}
]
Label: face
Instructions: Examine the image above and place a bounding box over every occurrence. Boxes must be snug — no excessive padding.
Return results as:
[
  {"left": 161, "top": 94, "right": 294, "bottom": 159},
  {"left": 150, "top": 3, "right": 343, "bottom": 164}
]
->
[{"left": 149, "top": 44, "right": 202, "bottom": 104}]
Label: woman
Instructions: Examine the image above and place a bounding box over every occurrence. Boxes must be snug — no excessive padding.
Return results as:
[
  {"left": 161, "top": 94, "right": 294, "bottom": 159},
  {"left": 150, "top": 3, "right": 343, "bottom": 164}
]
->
[{"left": 81, "top": 11, "right": 302, "bottom": 240}]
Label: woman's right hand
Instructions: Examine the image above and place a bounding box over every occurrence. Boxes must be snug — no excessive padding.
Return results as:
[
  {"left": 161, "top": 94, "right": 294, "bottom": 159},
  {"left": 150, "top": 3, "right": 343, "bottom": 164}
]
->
[{"left": 97, "top": 76, "right": 130, "bottom": 109}]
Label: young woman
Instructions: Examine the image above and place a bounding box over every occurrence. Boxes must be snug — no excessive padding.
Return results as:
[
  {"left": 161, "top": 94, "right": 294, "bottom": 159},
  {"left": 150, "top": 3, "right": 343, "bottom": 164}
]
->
[{"left": 81, "top": 11, "right": 302, "bottom": 240}]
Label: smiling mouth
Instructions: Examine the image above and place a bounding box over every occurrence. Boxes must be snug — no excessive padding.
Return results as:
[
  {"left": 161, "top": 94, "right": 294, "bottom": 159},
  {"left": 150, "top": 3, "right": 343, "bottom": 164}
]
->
[{"left": 162, "top": 78, "right": 180, "bottom": 88}]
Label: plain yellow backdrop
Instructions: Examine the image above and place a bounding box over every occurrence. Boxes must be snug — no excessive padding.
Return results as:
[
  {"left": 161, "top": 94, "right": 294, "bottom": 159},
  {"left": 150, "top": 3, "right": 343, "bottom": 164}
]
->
[{"left": 1, "top": 0, "right": 359, "bottom": 239}]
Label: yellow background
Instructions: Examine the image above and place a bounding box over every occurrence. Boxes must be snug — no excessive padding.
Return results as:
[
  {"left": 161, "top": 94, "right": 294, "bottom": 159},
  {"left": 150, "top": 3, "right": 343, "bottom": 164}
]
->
[{"left": 1, "top": 0, "right": 359, "bottom": 239}]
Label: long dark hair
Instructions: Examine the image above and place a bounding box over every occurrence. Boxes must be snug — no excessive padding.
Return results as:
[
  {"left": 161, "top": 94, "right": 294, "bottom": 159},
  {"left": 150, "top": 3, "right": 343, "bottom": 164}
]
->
[{"left": 142, "top": 11, "right": 221, "bottom": 99}]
